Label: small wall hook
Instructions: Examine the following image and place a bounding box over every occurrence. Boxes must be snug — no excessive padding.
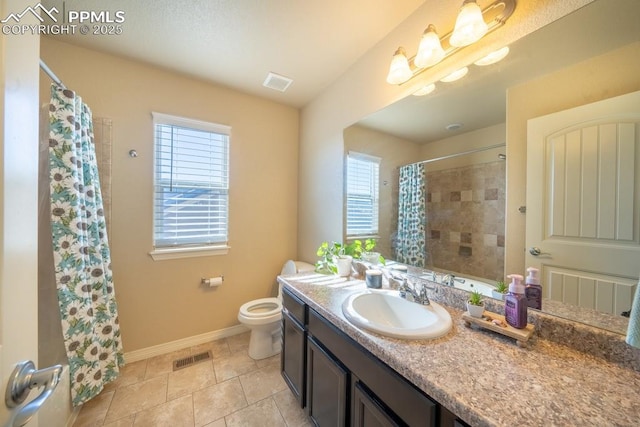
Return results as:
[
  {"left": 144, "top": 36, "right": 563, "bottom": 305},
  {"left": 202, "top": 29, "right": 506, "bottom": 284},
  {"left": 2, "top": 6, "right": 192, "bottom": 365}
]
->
[{"left": 129, "top": 149, "right": 138, "bottom": 158}]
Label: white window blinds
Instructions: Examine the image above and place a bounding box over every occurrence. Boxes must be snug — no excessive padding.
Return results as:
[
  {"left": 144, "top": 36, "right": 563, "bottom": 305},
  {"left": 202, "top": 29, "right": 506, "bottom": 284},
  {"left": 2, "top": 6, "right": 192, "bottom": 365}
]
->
[
  {"left": 346, "top": 152, "right": 380, "bottom": 236},
  {"left": 153, "top": 113, "right": 230, "bottom": 249}
]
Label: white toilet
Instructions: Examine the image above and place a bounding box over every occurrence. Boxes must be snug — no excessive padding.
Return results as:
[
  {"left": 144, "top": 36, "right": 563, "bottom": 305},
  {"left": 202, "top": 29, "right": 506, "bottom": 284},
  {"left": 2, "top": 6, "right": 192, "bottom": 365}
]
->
[{"left": 238, "top": 260, "right": 314, "bottom": 360}]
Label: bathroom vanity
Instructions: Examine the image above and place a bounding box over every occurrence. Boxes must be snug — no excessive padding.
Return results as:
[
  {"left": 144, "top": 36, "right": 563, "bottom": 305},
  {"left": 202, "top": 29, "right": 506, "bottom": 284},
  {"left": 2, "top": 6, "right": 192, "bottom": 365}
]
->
[{"left": 279, "top": 273, "right": 640, "bottom": 427}]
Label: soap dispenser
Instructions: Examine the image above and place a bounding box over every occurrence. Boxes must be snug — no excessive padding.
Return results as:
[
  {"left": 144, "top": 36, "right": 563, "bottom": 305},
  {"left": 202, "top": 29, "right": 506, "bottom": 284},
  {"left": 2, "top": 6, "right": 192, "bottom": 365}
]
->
[
  {"left": 504, "top": 274, "right": 528, "bottom": 329},
  {"left": 525, "top": 267, "right": 542, "bottom": 310}
]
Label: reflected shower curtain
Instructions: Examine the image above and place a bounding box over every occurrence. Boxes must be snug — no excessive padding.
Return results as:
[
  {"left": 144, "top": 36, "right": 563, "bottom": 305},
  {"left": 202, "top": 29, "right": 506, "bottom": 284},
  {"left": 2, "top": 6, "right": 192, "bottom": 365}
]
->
[
  {"left": 48, "top": 85, "right": 123, "bottom": 406},
  {"left": 396, "top": 163, "right": 426, "bottom": 267}
]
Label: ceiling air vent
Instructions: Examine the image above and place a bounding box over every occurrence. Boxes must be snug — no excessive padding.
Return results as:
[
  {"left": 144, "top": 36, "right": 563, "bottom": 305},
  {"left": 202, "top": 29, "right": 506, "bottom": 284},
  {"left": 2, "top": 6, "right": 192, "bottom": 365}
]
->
[{"left": 263, "top": 72, "right": 293, "bottom": 92}]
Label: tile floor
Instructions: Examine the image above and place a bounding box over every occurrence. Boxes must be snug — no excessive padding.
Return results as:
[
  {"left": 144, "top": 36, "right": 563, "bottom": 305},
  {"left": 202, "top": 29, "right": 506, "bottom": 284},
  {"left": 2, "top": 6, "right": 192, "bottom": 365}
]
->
[{"left": 73, "top": 332, "right": 311, "bottom": 427}]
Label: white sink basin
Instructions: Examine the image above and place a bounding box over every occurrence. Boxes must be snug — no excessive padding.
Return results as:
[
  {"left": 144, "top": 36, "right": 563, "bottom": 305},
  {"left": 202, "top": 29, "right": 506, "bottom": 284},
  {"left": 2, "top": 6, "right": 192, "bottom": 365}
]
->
[{"left": 342, "top": 290, "right": 452, "bottom": 340}]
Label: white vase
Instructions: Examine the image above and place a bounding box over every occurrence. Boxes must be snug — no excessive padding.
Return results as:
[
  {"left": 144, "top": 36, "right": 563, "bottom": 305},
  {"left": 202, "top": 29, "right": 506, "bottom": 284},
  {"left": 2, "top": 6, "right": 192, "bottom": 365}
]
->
[
  {"left": 466, "top": 302, "right": 485, "bottom": 318},
  {"left": 335, "top": 255, "right": 353, "bottom": 277},
  {"left": 361, "top": 252, "right": 380, "bottom": 264}
]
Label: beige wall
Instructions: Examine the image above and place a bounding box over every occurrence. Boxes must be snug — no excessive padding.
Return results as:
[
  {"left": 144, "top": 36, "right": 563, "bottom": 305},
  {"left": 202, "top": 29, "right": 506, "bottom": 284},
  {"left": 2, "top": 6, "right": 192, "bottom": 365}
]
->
[
  {"left": 298, "top": 0, "right": 593, "bottom": 263},
  {"left": 343, "top": 125, "right": 420, "bottom": 258},
  {"left": 505, "top": 41, "right": 640, "bottom": 275},
  {"left": 40, "top": 38, "right": 299, "bottom": 352}
]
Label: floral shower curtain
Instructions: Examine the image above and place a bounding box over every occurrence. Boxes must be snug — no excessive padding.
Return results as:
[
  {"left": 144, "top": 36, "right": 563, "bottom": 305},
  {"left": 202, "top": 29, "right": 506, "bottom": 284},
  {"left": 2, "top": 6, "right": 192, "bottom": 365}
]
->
[
  {"left": 395, "top": 163, "right": 426, "bottom": 267},
  {"left": 48, "top": 85, "right": 123, "bottom": 406}
]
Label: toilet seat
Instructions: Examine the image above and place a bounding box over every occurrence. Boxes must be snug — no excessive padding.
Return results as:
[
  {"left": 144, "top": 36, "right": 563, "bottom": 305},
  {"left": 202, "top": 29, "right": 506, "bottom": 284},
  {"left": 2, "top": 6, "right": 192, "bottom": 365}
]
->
[
  {"left": 236, "top": 260, "right": 315, "bottom": 360},
  {"left": 239, "top": 297, "right": 281, "bottom": 318}
]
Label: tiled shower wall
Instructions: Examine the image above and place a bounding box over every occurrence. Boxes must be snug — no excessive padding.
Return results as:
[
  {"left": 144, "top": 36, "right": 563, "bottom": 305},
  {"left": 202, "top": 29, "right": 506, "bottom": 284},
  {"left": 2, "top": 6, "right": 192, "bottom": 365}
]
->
[{"left": 425, "top": 161, "right": 505, "bottom": 282}]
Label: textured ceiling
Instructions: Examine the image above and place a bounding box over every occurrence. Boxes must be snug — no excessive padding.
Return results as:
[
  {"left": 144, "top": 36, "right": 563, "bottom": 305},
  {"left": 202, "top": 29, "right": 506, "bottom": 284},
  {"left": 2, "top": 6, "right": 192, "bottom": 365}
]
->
[{"left": 41, "top": 0, "right": 424, "bottom": 107}]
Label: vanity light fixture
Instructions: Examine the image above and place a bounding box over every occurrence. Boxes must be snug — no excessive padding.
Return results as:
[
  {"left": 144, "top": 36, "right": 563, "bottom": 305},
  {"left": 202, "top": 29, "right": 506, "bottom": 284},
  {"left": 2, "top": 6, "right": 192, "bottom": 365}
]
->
[
  {"left": 440, "top": 67, "right": 469, "bottom": 83},
  {"left": 474, "top": 46, "right": 510, "bottom": 66},
  {"left": 385, "top": 0, "right": 515, "bottom": 85},
  {"left": 412, "top": 83, "right": 436, "bottom": 96}
]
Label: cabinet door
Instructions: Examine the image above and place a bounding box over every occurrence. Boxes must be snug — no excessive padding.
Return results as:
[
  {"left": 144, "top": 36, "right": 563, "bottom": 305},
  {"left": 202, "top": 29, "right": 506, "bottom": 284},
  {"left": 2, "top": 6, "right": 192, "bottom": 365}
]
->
[
  {"left": 281, "top": 310, "right": 306, "bottom": 406},
  {"left": 439, "top": 405, "right": 471, "bottom": 427},
  {"left": 306, "top": 336, "right": 348, "bottom": 427},
  {"left": 353, "top": 381, "right": 403, "bottom": 427}
]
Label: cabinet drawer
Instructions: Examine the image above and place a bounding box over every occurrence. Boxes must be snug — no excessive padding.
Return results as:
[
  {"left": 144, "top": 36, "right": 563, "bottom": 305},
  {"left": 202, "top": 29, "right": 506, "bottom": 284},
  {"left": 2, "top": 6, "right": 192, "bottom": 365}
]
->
[{"left": 283, "top": 287, "right": 307, "bottom": 326}]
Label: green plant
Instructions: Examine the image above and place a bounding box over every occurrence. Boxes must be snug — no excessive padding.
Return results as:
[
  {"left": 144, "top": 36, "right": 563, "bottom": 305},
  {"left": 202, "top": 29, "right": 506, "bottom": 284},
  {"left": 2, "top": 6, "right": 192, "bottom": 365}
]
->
[
  {"left": 468, "top": 290, "right": 484, "bottom": 306},
  {"left": 315, "top": 239, "right": 387, "bottom": 273},
  {"left": 363, "top": 238, "right": 377, "bottom": 252},
  {"left": 315, "top": 241, "right": 344, "bottom": 274},
  {"left": 495, "top": 280, "right": 507, "bottom": 294}
]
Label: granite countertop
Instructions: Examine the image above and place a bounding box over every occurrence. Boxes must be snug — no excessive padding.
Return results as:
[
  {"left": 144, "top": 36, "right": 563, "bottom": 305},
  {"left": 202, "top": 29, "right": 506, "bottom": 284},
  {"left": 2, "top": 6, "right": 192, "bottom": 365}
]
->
[{"left": 279, "top": 272, "right": 640, "bottom": 427}]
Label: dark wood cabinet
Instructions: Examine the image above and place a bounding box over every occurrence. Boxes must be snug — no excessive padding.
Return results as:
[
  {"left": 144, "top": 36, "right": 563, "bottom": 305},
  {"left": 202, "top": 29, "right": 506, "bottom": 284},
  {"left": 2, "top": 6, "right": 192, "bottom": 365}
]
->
[
  {"left": 281, "top": 286, "right": 466, "bottom": 427},
  {"left": 306, "top": 336, "right": 348, "bottom": 427},
  {"left": 281, "top": 288, "right": 307, "bottom": 407},
  {"left": 308, "top": 308, "right": 436, "bottom": 427}
]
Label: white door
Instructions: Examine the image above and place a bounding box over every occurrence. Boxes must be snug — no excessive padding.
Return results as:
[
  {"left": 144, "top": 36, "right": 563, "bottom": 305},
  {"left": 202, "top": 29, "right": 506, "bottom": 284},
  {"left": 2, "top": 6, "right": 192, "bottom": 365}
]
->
[
  {"left": 526, "top": 90, "right": 640, "bottom": 315},
  {"left": 1, "top": 1, "right": 42, "bottom": 425}
]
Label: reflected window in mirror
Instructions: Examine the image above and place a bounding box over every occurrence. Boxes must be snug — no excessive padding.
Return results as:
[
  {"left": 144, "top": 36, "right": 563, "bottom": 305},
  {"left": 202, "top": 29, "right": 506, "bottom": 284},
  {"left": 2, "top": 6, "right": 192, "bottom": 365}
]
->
[{"left": 346, "top": 152, "right": 380, "bottom": 237}]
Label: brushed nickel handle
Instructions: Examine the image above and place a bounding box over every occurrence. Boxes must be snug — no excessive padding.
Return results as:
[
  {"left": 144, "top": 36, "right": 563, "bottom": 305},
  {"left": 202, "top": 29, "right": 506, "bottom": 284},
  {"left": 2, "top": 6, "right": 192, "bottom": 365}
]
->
[
  {"left": 5, "top": 360, "right": 63, "bottom": 427},
  {"left": 529, "top": 247, "right": 551, "bottom": 256}
]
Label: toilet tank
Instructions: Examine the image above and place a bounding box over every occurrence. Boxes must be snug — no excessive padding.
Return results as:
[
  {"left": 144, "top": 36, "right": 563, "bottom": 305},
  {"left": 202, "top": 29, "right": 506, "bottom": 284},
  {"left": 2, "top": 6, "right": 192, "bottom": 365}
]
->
[
  {"left": 278, "top": 260, "right": 314, "bottom": 299},
  {"left": 280, "top": 260, "right": 314, "bottom": 275}
]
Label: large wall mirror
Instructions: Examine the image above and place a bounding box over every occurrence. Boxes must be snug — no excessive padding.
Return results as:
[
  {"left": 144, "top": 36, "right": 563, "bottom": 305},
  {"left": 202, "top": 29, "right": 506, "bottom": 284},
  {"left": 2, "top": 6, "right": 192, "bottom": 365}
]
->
[{"left": 344, "top": 0, "right": 640, "bottom": 334}]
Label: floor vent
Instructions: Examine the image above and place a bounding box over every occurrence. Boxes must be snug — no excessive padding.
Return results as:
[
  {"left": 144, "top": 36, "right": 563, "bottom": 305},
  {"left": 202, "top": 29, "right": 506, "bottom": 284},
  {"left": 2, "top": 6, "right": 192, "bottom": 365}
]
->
[{"left": 172, "top": 351, "right": 212, "bottom": 371}]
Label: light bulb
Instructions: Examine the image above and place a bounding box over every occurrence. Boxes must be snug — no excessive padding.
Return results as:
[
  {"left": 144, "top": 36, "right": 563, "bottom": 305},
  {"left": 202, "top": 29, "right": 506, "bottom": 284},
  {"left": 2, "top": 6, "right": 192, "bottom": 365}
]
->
[
  {"left": 414, "top": 25, "right": 445, "bottom": 69},
  {"left": 474, "top": 46, "right": 510, "bottom": 66},
  {"left": 440, "top": 67, "right": 469, "bottom": 83},
  {"left": 450, "top": 0, "right": 488, "bottom": 47},
  {"left": 386, "top": 47, "right": 413, "bottom": 85}
]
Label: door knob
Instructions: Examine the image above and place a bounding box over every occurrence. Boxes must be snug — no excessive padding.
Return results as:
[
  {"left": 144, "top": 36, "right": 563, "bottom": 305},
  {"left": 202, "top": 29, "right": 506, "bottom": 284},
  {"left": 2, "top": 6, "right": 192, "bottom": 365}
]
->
[
  {"left": 529, "top": 247, "right": 551, "bottom": 256},
  {"left": 5, "top": 360, "right": 63, "bottom": 427}
]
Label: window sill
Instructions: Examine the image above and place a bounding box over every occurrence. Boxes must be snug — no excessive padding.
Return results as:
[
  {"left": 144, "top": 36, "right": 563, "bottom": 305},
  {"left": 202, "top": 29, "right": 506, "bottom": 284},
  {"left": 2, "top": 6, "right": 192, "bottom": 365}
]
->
[
  {"left": 149, "top": 245, "right": 230, "bottom": 261},
  {"left": 346, "top": 234, "right": 380, "bottom": 241}
]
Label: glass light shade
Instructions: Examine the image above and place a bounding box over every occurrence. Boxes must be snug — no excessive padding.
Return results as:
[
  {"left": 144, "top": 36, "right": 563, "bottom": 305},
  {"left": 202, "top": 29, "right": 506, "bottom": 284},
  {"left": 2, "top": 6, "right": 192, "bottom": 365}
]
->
[
  {"left": 474, "top": 46, "right": 510, "bottom": 66},
  {"left": 386, "top": 47, "right": 413, "bottom": 85},
  {"left": 449, "top": 0, "right": 488, "bottom": 47},
  {"left": 412, "top": 83, "right": 436, "bottom": 96},
  {"left": 440, "top": 67, "right": 469, "bottom": 82},
  {"left": 414, "top": 25, "right": 445, "bottom": 68}
]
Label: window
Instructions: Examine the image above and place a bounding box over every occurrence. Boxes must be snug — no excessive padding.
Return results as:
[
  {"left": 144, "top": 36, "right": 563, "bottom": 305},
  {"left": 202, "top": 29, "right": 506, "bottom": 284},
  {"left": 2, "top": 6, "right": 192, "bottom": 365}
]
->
[
  {"left": 151, "top": 113, "right": 230, "bottom": 259},
  {"left": 346, "top": 152, "right": 380, "bottom": 237}
]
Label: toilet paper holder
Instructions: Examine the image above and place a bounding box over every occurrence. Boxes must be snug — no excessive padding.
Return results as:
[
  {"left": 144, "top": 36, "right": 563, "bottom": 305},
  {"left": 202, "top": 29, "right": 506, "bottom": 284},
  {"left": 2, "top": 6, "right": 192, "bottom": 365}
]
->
[{"left": 201, "top": 276, "right": 224, "bottom": 287}]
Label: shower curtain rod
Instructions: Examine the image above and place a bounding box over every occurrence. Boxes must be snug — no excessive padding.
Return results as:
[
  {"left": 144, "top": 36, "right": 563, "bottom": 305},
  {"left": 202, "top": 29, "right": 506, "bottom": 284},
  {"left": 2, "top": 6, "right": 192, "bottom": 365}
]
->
[
  {"left": 406, "top": 142, "right": 505, "bottom": 167},
  {"left": 39, "top": 59, "right": 66, "bottom": 89}
]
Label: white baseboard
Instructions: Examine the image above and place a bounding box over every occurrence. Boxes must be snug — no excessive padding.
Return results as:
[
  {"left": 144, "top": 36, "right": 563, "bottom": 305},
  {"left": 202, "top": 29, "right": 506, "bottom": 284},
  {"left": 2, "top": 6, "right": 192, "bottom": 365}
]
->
[{"left": 124, "top": 324, "right": 249, "bottom": 363}]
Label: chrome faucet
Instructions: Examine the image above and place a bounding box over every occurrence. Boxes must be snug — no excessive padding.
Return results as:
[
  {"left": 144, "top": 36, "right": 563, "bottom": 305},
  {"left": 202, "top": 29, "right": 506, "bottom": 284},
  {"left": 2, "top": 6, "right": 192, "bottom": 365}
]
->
[
  {"left": 441, "top": 274, "right": 465, "bottom": 287},
  {"left": 399, "top": 278, "right": 430, "bottom": 305}
]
